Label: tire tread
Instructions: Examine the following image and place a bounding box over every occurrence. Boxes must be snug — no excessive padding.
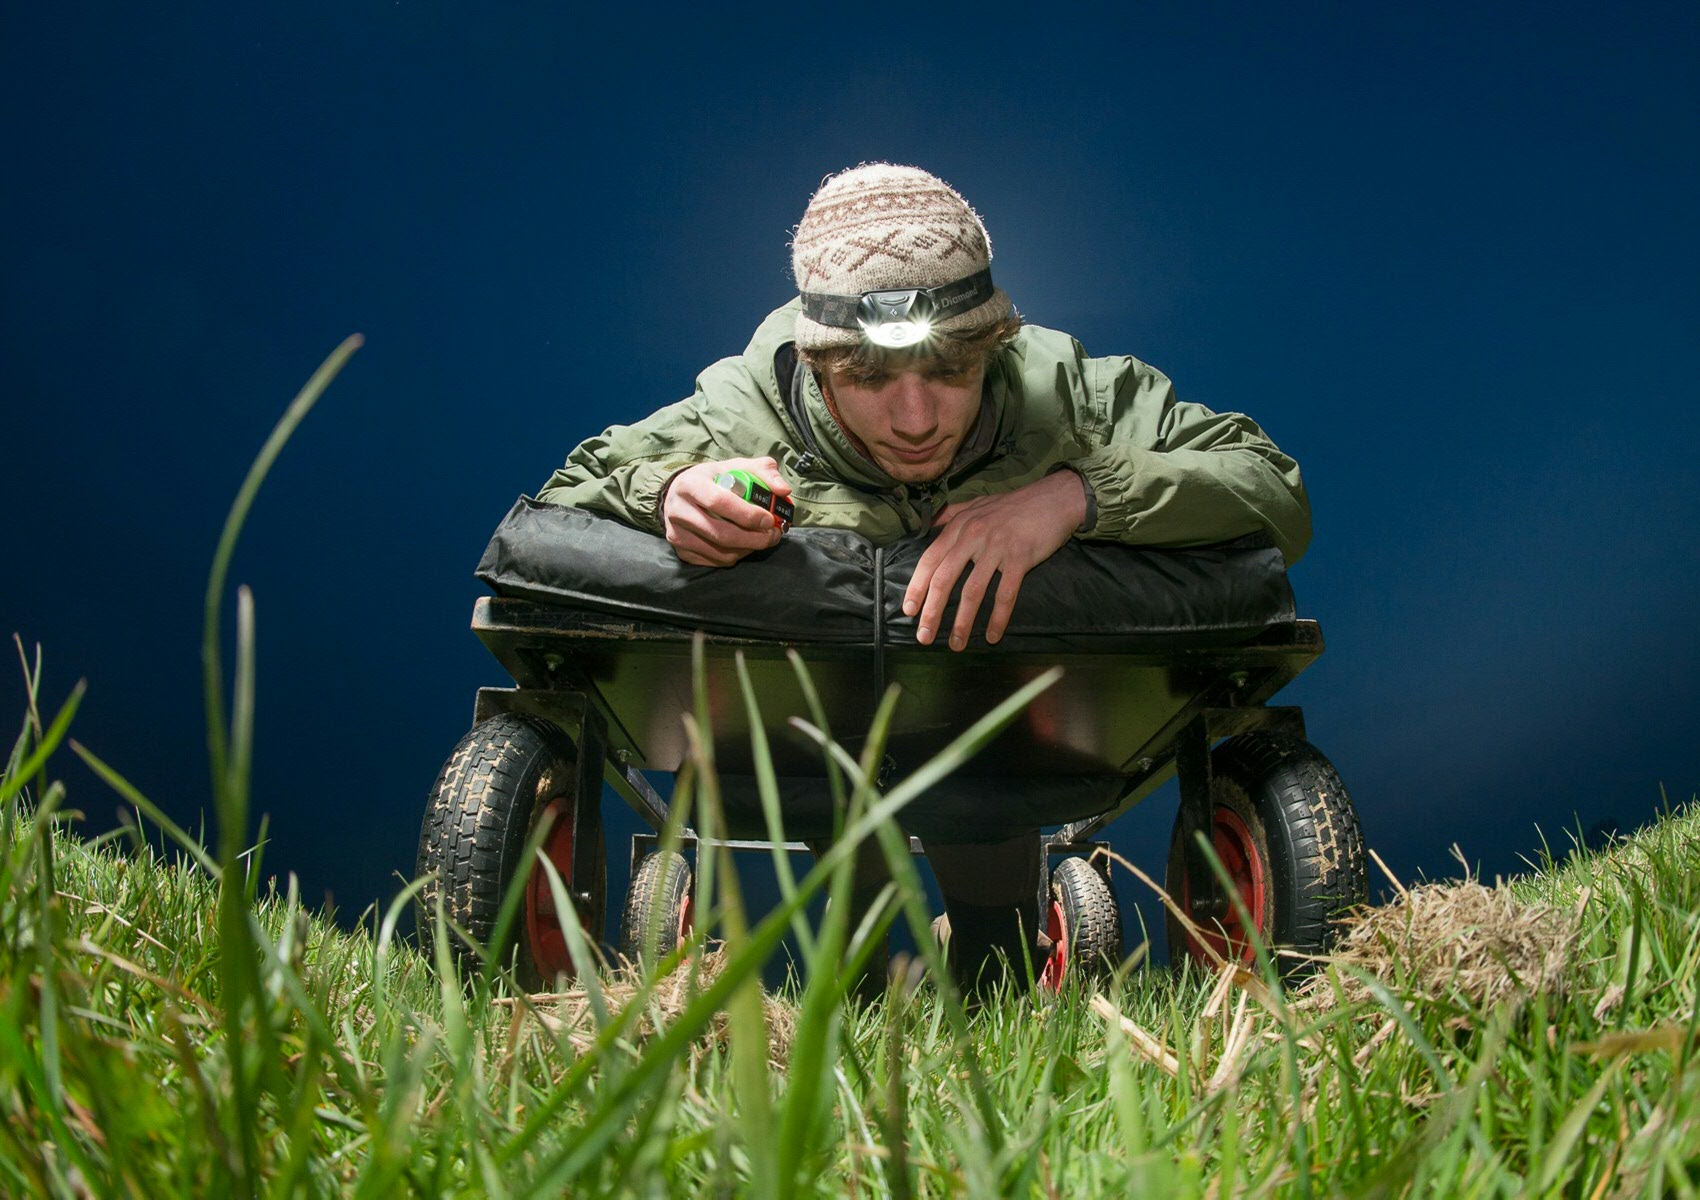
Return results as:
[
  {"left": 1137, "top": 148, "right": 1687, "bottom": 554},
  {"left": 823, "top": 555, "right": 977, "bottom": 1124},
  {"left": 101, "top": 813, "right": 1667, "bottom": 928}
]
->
[
  {"left": 415, "top": 713, "right": 580, "bottom": 984},
  {"left": 1166, "top": 731, "right": 1368, "bottom": 973},
  {"left": 620, "top": 850, "right": 692, "bottom": 963},
  {"left": 1052, "top": 857, "right": 1121, "bottom": 975}
]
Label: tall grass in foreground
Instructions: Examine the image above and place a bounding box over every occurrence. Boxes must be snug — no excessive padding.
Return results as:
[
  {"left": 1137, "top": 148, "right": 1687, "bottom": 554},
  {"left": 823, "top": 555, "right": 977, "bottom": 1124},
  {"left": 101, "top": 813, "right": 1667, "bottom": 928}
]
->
[{"left": 3, "top": 344, "right": 1698, "bottom": 1195}]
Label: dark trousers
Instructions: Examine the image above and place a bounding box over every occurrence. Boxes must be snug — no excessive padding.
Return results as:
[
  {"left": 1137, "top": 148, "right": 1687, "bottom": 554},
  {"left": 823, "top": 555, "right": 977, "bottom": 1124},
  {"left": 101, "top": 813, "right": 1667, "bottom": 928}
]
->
[{"left": 811, "top": 830, "right": 1044, "bottom": 992}]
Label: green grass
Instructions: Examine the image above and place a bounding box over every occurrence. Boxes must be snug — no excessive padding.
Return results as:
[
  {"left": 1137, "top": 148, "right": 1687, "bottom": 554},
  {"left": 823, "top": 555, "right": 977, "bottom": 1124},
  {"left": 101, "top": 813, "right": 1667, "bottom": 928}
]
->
[
  {"left": 4, "top": 343, "right": 1697, "bottom": 1196},
  {"left": 6, "top": 728, "right": 1699, "bottom": 1197}
]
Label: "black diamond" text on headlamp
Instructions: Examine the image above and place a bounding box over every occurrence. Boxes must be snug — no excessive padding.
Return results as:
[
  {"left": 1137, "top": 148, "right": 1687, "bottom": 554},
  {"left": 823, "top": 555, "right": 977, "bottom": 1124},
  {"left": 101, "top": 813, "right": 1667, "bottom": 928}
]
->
[{"left": 800, "top": 268, "right": 995, "bottom": 349}]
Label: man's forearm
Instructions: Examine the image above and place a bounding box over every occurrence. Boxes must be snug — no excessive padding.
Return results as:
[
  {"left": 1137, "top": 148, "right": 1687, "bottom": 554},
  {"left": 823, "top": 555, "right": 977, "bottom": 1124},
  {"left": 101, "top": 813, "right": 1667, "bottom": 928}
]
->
[
  {"left": 536, "top": 456, "right": 704, "bottom": 534},
  {"left": 1069, "top": 441, "right": 1312, "bottom": 564}
]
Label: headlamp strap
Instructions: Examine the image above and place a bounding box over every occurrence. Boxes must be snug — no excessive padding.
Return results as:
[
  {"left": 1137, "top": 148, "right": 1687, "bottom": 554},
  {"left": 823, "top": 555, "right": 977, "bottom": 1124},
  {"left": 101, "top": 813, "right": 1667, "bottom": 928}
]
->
[{"left": 800, "top": 267, "right": 995, "bottom": 331}]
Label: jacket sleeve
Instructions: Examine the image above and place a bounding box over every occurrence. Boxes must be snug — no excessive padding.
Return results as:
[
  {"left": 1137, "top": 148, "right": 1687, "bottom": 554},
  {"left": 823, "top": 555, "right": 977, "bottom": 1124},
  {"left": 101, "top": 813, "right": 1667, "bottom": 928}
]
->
[
  {"left": 534, "top": 359, "right": 760, "bottom": 534},
  {"left": 1063, "top": 353, "right": 1313, "bottom": 565}
]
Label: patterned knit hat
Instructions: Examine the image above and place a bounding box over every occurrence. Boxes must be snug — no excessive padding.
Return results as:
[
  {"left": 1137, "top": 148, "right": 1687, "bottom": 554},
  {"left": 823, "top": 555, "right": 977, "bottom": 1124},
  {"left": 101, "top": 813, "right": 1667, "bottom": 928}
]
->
[{"left": 791, "top": 163, "right": 1012, "bottom": 351}]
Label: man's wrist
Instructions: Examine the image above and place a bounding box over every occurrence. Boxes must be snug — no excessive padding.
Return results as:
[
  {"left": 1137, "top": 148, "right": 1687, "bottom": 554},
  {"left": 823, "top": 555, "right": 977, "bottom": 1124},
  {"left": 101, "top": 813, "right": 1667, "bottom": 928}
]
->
[
  {"left": 657, "top": 465, "right": 694, "bottom": 525},
  {"left": 1048, "top": 463, "right": 1096, "bottom": 534}
]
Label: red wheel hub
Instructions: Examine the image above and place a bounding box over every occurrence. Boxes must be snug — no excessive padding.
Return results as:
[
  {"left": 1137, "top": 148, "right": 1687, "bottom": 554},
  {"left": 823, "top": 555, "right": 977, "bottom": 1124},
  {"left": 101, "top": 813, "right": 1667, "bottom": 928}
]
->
[
  {"left": 523, "top": 799, "right": 578, "bottom": 981},
  {"left": 1183, "top": 805, "right": 1268, "bottom": 966},
  {"left": 1039, "top": 899, "right": 1068, "bottom": 991},
  {"left": 677, "top": 892, "right": 695, "bottom": 945}
]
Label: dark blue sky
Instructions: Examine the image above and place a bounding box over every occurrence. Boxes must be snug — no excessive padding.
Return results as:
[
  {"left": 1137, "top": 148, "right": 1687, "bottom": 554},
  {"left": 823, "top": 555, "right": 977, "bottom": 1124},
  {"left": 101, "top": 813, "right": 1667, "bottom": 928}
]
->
[{"left": 4, "top": 3, "right": 1696, "bottom": 944}]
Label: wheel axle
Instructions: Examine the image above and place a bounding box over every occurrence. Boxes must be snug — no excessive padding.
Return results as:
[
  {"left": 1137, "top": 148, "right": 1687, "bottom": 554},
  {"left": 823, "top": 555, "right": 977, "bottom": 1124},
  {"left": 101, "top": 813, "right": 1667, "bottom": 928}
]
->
[{"left": 1190, "top": 889, "right": 1231, "bottom": 921}]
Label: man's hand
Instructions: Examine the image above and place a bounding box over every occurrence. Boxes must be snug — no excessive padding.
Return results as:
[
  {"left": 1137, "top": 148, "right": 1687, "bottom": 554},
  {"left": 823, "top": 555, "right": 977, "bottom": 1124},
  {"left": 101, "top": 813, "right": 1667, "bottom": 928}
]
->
[
  {"left": 902, "top": 469, "right": 1087, "bottom": 650},
  {"left": 662, "top": 457, "right": 792, "bottom": 567}
]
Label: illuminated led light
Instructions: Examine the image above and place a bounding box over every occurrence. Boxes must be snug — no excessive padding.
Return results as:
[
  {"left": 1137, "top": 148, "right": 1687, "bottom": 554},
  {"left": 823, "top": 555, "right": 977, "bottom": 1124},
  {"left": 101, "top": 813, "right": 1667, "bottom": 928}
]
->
[{"left": 862, "top": 318, "right": 932, "bottom": 348}]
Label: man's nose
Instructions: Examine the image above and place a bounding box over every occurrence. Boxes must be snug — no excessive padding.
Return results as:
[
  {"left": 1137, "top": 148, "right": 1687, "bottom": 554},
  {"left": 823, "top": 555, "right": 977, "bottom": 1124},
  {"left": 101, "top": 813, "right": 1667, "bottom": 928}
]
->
[{"left": 887, "top": 378, "right": 937, "bottom": 440}]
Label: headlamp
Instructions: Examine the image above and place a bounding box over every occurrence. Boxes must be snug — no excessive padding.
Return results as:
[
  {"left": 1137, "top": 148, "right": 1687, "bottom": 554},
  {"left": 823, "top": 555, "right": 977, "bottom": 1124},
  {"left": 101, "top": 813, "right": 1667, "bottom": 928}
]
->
[
  {"left": 800, "top": 267, "right": 995, "bottom": 349},
  {"left": 857, "top": 290, "right": 934, "bottom": 348}
]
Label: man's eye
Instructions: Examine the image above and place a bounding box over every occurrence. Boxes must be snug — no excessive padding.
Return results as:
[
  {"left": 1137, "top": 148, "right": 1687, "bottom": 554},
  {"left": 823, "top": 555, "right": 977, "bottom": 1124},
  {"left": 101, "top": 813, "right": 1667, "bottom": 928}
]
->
[{"left": 924, "top": 367, "right": 969, "bottom": 383}]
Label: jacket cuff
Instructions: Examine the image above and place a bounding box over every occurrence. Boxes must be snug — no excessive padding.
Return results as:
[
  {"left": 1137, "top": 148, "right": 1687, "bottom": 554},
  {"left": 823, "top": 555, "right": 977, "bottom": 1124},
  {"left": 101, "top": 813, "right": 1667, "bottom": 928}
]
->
[
  {"left": 1068, "top": 447, "right": 1153, "bottom": 541},
  {"left": 536, "top": 459, "right": 686, "bottom": 536},
  {"left": 629, "top": 460, "right": 686, "bottom": 534}
]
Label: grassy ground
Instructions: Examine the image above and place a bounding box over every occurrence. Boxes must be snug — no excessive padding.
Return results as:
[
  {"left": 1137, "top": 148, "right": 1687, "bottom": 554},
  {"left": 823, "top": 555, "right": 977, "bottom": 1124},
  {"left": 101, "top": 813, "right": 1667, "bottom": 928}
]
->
[
  {"left": 4, "top": 658, "right": 1697, "bottom": 1197},
  {"left": 5, "top": 346, "right": 1694, "bottom": 1196}
]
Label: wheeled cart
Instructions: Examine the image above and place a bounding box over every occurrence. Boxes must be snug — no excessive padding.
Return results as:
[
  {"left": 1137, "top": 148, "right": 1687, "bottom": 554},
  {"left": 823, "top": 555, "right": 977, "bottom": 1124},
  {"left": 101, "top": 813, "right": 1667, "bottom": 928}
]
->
[{"left": 416, "top": 503, "right": 1369, "bottom": 990}]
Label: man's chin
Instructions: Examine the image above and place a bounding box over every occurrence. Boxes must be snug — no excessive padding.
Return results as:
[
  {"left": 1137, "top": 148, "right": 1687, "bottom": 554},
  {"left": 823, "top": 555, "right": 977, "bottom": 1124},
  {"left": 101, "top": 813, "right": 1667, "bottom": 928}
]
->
[{"left": 877, "top": 452, "right": 952, "bottom": 484}]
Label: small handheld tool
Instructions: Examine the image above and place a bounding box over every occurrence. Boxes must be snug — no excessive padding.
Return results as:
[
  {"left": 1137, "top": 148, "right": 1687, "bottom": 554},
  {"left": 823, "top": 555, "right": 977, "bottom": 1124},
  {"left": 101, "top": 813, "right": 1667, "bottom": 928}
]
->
[{"left": 712, "top": 469, "right": 795, "bottom": 530}]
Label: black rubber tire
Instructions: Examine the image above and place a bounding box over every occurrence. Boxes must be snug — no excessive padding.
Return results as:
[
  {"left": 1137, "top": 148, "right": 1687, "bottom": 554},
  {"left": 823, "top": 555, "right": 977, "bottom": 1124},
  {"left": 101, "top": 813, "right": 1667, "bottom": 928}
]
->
[
  {"left": 415, "top": 713, "right": 606, "bottom": 990},
  {"left": 1165, "top": 732, "right": 1367, "bottom": 975},
  {"left": 1051, "top": 857, "right": 1122, "bottom": 977},
  {"left": 620, "top": 850, "right": 693, "bottom": 964}
]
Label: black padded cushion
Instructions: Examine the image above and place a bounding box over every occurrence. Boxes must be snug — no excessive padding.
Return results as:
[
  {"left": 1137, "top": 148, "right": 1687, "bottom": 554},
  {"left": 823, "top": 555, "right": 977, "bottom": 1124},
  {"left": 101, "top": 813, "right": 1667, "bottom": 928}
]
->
[{"left": 475, "top": 498, "right": 1296, "bottom": 650}]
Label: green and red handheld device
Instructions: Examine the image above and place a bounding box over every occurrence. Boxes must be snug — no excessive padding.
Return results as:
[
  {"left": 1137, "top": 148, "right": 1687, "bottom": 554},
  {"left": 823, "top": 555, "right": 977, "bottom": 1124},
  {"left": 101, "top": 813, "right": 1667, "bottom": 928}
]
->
[{"left": 712, "top": 469, "right": 795, "bottom": 530}]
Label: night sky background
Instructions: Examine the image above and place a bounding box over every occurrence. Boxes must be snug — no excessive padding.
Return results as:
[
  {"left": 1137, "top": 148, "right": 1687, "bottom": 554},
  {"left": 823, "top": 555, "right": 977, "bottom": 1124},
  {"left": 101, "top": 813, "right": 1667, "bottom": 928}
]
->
[{"left": 4, "top": 3, "right": 1696, "bottom": 960}]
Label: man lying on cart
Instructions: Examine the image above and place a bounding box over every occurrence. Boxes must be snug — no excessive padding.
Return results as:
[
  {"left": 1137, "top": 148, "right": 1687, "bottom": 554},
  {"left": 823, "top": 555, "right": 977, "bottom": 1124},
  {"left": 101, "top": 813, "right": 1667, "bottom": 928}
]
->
[{"left": 533, "top": 163, "right": 1311, "bottom": 993}]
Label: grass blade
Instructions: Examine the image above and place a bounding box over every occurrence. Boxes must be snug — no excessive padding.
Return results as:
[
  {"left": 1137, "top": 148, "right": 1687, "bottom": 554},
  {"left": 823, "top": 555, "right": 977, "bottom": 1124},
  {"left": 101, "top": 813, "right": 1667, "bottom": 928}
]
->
[{"left": 202, "top": 334, "right": 361, "bottom": 805}]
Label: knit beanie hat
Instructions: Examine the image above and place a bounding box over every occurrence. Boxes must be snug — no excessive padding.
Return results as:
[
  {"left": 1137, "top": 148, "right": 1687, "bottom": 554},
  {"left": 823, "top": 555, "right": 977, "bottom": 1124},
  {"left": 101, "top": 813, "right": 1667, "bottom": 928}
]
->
[{"left": 791, "top": 163, "right": 1012, "bottom": 351}]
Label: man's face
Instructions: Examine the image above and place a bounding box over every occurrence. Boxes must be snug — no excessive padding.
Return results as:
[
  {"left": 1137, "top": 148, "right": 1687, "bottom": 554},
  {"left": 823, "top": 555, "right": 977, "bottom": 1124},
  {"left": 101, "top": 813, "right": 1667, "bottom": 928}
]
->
[{"left": 822, "top": 361, "right": 985, "bottom": 484}]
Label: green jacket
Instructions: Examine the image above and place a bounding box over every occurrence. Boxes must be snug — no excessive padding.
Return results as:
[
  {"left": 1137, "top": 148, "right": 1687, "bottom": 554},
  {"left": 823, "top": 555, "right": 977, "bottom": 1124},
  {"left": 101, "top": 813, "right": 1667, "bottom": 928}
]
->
[{"left": 537, "top": 300, "right": 1311, "bottom": 564}]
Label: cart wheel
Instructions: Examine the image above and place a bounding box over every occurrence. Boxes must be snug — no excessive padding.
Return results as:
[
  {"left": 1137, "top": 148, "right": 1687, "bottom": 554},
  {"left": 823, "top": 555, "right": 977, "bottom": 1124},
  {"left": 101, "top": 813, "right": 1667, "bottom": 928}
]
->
[
  {"left": 1166, "top": 732, "right": 1366, "bottom": 974},
  {"left": 620, "top": 850, "right": 694, "bottom": 963},
  {"left": 1040, "top": 857, "right": 1123, "bottom": 990},
  {"left": 416, "top": 713, "right": 607, "bottom": 990}
]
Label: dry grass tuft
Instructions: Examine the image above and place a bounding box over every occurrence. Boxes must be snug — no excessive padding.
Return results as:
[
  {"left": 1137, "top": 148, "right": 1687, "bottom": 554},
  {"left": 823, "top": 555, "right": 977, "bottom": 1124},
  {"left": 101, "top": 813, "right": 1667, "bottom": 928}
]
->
[
  {"left": 1302, "top": 879, "right": 1577, "bottom": 1014},
  {"left": 501, "top": 948, "right": 797, "bottom": 1066}
]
